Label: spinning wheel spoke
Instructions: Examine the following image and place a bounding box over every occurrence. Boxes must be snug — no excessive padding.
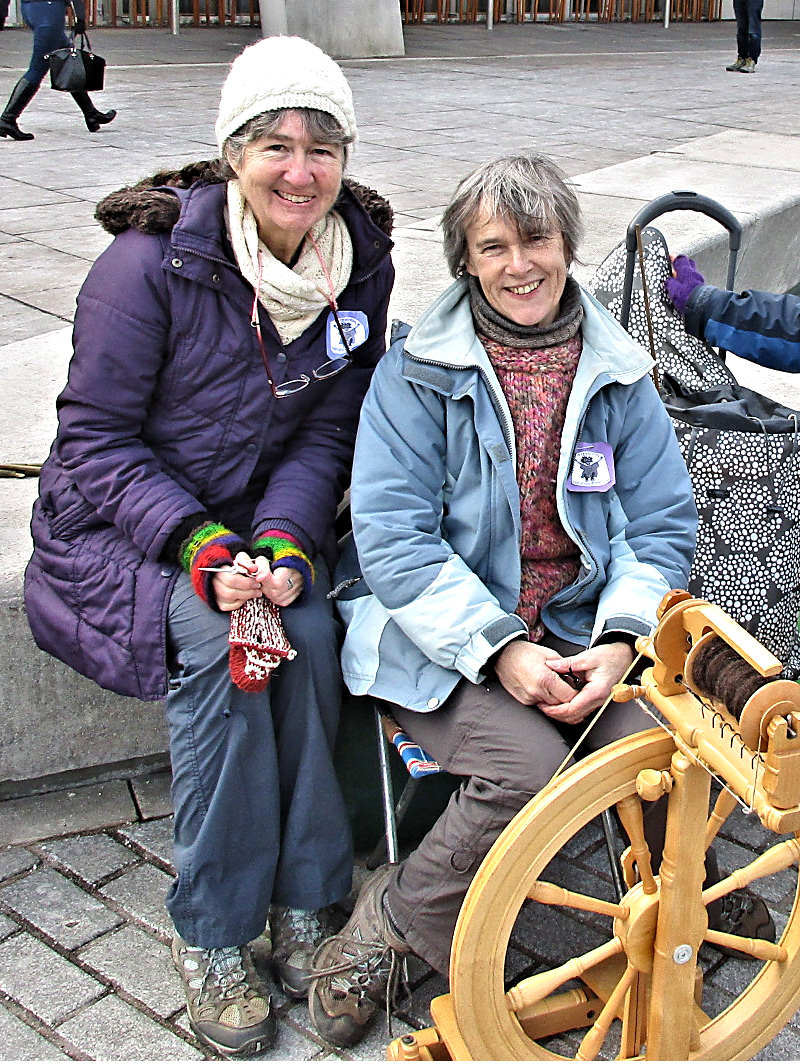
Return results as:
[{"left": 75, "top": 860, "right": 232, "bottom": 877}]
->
[
  {"left": 528, "top": 880, "right": 629, "bottom": 920},
  {"left": 704, "top": 927, "right": 788, "bottom": 961},
  {"left": 703, "top": 837, "right": 800, "bottom": 903},
  {"left": 575, "top": 962, "right": 636, "bottom": 1061},
  {"left": 698, "top": 837, "right": 800, "bottom": 959},
  {"left": 506, "top": 937, "right": 624, "bottom": 1018}
]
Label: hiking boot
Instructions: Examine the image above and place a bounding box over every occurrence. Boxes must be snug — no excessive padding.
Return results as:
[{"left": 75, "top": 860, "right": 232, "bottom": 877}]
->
[
  {"left": 726, "top": 56, "right": 746, "bottom": 71},
  {"left": 172, "top": 934, "right": 276, "bottom": 1057},
  {"left": 249, "top": 920, "right": 273, "bottom": 974},
  {"left": 708, "top": 888, "right": 775, "bottom": 957},
  {"left": 270, "top": 905, "right": 328, "bottom": 998},
  {"left": 741, "top": 57, "right": 757, "bottom": 73},
  {"left": 308, "top": 865, "right": 410, "bottom": 1048}
]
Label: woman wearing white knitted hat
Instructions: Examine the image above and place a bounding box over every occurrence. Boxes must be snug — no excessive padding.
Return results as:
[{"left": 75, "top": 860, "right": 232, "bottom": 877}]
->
[{"left": 24, "top": 34, "right": 394, "bottom": 1056}]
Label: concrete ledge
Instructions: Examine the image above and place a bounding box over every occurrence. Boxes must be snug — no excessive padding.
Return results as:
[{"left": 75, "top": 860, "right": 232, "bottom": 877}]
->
[
  {"left": 3, "top": 129, "right": 800, "bottom": 789},
  {"left": 572, "top": 130, "right": 800, "bottom": 295}
]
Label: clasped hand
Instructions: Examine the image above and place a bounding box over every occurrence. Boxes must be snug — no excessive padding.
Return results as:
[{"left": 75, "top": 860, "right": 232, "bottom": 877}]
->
[
  {"left": 212, "top": 550, "right": 303, "bottom": 612},
  {"left": 494, "top": 639, "right": 635, "bottom": 725}
]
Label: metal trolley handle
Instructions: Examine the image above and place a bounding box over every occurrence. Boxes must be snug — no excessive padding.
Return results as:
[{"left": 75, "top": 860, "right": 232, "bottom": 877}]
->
[{"left": 620, "top": 190, "right": 743, "bottom": 330}]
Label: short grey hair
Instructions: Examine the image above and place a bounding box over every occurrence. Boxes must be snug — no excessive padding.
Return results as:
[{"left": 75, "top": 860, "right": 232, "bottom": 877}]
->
[
  {"left": 441, "top": 154, "right": 584, "bottom": 278},
  {"left": 220, "top": 107, "right": 353, "bottom": 179}
]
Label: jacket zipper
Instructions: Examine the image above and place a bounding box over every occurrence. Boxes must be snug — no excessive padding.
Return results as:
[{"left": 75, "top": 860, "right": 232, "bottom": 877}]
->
[{"left": 404, "top": 351, "right": 515, "bottom": 456}]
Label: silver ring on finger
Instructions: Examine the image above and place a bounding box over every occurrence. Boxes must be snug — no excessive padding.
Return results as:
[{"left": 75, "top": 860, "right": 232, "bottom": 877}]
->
[{"left": 287, "top": 576, "right": 294, "bottom": 589}]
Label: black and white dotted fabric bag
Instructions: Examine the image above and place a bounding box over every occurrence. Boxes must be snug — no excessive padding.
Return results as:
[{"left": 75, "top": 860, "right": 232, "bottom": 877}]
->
[
  {"left": 586, "top": 226, "right": 736, "bottom": 393},
  {"left": 589, "top": 228, "right": 800, "bottom": 678},
  {"left": 667, "top": 387, "right": 800, "bottom": 678}
]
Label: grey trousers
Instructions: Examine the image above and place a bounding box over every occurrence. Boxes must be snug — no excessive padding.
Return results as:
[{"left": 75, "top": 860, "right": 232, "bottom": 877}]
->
[
  {"left": 385, "top": 643, "right": 652, "bottom": 975},
  {"left": 164, "top": 566, "right": 353, "bottom": 950}
]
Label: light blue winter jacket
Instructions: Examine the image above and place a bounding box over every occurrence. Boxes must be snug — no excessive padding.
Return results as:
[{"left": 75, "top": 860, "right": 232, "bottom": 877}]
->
[{"left": 336, "top": 277, "right": 697, "bottom": 713}]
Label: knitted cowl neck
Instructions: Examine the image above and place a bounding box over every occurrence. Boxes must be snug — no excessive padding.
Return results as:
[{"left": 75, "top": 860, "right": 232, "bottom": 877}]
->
[{"left": 468, "top": 273, "right": 584, "bottom": 348}]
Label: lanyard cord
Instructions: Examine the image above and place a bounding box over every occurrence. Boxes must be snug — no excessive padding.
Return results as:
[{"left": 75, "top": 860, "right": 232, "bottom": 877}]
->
[{"left": 306, "top": 229, "right": 338, "bottom": 311}]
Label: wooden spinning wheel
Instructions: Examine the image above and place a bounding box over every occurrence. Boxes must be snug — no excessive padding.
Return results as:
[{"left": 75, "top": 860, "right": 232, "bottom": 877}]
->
[{"left": 388, "top": 592, "right": 800, "bottom": 1061}]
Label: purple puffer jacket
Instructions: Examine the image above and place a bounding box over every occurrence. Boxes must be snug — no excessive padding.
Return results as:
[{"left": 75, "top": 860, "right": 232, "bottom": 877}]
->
[{"left": 24, "top": 178, "right": 394, "bottom": 702}]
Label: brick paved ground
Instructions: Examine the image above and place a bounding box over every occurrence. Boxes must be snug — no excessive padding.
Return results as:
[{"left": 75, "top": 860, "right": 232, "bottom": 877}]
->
[{"left": 2, "top": 773, "right": 800, "bottom": 1060}]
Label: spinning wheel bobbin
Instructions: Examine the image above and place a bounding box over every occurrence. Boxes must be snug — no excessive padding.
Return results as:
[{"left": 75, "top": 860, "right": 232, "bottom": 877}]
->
[{"left": 685, "top": 629, "right": 800, "bottom": 752}]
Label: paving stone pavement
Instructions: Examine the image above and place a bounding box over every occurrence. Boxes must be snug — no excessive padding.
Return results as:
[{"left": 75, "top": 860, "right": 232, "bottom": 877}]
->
[
  {"left": 3, "top": 15, "right": 800, "bottom": 1061},
  {"left": 2, "top": 791, "right": 800, "bottom": 1060}
]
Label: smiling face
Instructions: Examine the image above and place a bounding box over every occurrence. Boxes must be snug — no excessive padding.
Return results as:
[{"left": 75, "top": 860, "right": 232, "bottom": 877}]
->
[
  {"left": 229, "top": 111, "right": 345, "bottom": 264},
  {"left": 463, "top": 205, "right": 569, "bottom": 328}
]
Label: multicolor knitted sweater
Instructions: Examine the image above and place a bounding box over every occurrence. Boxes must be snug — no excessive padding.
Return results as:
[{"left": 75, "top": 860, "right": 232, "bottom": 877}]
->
[{"left": 470, "top": 276, "right": 584, "bottom": 641}]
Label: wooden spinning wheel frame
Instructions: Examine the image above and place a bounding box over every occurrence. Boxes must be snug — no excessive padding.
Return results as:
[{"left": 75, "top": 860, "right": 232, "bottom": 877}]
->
[{"left": 388, "top": 592, "right": 800, "bottom": 1061}]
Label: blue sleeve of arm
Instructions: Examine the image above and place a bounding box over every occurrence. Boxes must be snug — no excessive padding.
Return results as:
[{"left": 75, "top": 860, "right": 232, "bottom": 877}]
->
[{"left": 685, "top": 285, "right": 800, "bottom": 372}]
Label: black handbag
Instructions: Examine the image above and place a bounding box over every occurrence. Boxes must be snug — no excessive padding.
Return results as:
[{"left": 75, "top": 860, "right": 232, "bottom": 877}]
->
[{"left": 47, "top": 32, "right": 105, "bottom": 93}]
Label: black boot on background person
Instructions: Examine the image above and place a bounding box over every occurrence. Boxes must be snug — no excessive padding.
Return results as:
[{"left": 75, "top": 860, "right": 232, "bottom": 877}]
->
[
  {"left": 71, "top": 90, "right": 116, "bottom": 132},
  {"left": 0, "top": 77, "right": 38, "bottom": 141}
]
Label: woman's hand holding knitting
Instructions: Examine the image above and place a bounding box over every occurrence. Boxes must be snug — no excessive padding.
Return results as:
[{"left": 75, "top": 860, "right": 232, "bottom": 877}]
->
[
  {"left": 257, "top": 563, "right": 304, "bottom": 607},
  {"left": 212, "top": 552, "right": 265, "bottom": 612},
  {"left": 542, "top": 642, "right": 635, "bottom": 725},
  {"left": 212, "top": 552, "right": 304, "bottom": 610}
]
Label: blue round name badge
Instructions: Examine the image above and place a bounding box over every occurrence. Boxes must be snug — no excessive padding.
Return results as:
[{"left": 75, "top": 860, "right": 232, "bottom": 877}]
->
[{"left": 327, "top": 311, "right": 369, "bottom": 357}]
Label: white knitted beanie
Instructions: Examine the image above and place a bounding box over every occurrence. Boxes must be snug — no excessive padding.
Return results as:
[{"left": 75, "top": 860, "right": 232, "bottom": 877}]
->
[{"left": 215, "top": 35, "right": 358, "bottom": 153}]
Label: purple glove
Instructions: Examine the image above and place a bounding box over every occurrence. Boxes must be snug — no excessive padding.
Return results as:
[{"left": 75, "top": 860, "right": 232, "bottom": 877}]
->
[{"left": 665, "top": 255, "right": 705, "bottom": 316}]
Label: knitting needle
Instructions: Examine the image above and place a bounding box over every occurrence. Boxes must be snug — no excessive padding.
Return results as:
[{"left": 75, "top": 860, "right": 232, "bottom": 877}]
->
[{"left": 197, "top": 563, "right": 255, "bottom": 576}]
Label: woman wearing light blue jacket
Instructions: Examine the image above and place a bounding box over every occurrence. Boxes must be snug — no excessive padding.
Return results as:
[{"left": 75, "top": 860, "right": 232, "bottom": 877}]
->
[{"left": 308, "top": 155, "right": 772, "bottom": 1051}]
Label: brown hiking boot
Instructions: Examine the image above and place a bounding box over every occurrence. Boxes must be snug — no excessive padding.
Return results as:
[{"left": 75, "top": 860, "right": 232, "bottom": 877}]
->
[
  {"left": 308, "top": 865, "right": 409, "bottom": 1048},
  {"left": 172, "top": 934, "right": 275, "bottom": 1057},
  {"left": 709, "top": 888, "right": 775, "bottom": 957},
  {"left": 270, "top": 906, "right": 329, "bottom": 998}
]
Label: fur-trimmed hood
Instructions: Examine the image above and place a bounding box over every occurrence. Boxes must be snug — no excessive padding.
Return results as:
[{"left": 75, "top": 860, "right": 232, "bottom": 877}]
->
[{"left": 95, "top": 159, "right": 393, "bottom": 238}]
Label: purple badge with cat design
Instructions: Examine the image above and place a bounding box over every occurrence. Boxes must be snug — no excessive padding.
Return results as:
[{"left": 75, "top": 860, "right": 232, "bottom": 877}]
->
[{"left": 567, "top": 442, "right": 615, "bottom": 492}]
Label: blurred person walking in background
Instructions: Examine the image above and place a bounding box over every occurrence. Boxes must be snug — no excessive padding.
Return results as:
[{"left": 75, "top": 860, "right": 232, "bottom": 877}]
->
[{"left": 0, "top": 0, "right": 115, "bottom": 141}]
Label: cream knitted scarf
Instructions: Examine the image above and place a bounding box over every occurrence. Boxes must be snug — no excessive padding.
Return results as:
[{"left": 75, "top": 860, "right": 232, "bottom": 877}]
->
[{"left": 226, "top": 180, "right": 353, "bottom": 346}]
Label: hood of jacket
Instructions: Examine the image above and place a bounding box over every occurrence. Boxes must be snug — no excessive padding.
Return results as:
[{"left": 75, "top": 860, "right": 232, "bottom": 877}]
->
[{"left": 95, "top": 159, "right": 394, "bottom": 238}]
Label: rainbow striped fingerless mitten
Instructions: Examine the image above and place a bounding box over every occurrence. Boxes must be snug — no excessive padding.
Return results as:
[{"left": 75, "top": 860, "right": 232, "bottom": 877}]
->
[
  {"left": 180, "top": 521, "right": 248, "bottom": 608},
  {"left": 251, "top": 529, "right": 314, "bottom": 597}
]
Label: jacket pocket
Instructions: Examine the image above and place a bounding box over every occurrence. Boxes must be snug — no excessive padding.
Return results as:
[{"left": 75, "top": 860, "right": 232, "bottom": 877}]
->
[
  {"left": 48, "top": 492, "right": 109, "bottom": 540},
  {"left": 339, "top": 591, "right": 391, "bottom": 690}
]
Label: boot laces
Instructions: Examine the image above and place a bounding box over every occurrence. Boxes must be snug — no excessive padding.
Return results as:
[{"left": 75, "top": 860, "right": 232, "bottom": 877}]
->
[
  {"left": 277, "top": 907, "right": 325, "bottom": 946},
  {"left": 314, "top": 932, "right": 403, "bottom": 996},
  {"left": 312, "top": 933, "right": 409, "bottom": 1036},
  {"left": 202, "top": 946, "right": 251, "bottom": 1001}
]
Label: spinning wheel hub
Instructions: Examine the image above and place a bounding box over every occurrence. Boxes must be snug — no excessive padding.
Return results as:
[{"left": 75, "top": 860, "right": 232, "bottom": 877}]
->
[{"left": 613, "top": 882, "right": 660, "bottom": 973}]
